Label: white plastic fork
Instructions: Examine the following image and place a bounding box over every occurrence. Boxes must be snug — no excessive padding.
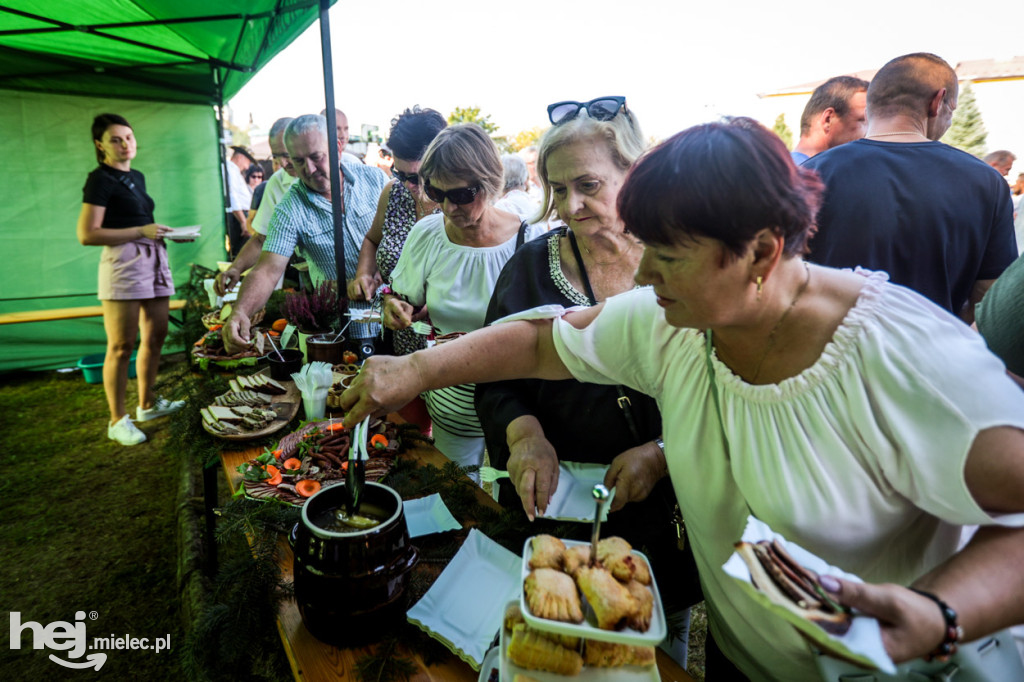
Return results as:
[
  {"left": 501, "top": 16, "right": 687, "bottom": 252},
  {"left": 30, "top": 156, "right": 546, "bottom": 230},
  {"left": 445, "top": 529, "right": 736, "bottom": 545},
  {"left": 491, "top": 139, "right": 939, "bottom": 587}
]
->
[{"left": 410, "top": 321, "right": 432, "bottom": 335}]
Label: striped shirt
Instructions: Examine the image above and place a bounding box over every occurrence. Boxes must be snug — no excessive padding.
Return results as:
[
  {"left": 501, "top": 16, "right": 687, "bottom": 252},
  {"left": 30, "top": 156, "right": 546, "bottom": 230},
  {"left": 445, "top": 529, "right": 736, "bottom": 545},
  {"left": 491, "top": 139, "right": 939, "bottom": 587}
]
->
[{"left": 264, "top": 161, "right": 388, "bottom": 339}]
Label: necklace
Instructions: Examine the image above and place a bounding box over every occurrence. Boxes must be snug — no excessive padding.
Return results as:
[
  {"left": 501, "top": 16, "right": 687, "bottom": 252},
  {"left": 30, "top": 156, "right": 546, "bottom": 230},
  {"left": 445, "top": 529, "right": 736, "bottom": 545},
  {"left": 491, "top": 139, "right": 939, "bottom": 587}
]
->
[
  {"left": 750, "top": 261, "right": 811, "bottom": 383},
  {"left": 867, "top": 131, "right": 925, "bottom": 138}
]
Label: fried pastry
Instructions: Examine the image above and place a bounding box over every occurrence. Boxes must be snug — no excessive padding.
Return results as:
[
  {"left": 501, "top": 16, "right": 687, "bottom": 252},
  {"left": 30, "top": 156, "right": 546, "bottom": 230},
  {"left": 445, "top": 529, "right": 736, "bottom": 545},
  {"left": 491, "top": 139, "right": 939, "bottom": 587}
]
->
[
  {"left": 524, "top": 567, "right": 584, "bottom": 623},
  {"left": 598, "top": 537, "right": 652, "bottom": 584},
  {"left": 504, "top": 602, "right": 579, "bottom": 648},
  {"left": 528, "top": 534, "right": 566, "bottom": 570},
  {"left": 562, "top": 545, "right": 592, "bottom": 576},
  {"left": 576, "top": 565, "right": 639, "bottom": 630},
  {"left": 583, "top": 639, "right": 656, "bottom": 667},
  {"left": 624, "top": 579, "right": 654, "bottom": 631},
  {"left": 507, "top": 623, "right": 583, "bottom": 676},
  {"left": 512, "top": 675, "right": 541, "bottom": 682}
]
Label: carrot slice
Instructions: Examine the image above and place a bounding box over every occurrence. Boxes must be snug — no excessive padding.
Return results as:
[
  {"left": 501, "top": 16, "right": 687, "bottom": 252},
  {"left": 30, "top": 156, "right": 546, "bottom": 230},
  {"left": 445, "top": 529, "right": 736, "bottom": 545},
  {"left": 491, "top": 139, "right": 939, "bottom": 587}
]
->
[
  {"left": 265, "top": 465, "right": 282, "bottom": 486},
  {"left": 326, "top": 422, "right": 346, "bottom": 432},
  {"left": 370, "top": 434, "right": 389, "bottom": 449},
  {"left": 282, "top": 458, "right": 302, "bottom": 471},
  {"left": 295, "top": 479, "right": 321, "bottom": 497}
]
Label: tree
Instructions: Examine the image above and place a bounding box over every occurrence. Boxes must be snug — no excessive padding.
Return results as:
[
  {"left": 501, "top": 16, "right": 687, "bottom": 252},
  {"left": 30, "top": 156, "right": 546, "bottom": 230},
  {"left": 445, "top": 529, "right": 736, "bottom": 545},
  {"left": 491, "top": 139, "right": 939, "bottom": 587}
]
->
[
  {"left": 773, "top": 113, "right": 794, "bottom": 150},
  {"left": 942, "top": 83, "right": 987, "bottom": 157},
  {"left": 509, "top": 126, "right": 545, "bottom": 152},
  {"left": 448, "top": 106, "right": 511, "bottom": 152}
]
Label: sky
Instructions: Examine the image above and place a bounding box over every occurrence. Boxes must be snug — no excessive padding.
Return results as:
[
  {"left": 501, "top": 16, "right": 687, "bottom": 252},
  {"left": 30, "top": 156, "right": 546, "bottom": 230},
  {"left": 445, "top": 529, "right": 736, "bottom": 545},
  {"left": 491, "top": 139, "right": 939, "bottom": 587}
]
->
[{"left": 227, "top": 0, "right": 1024, "bottom": 145}]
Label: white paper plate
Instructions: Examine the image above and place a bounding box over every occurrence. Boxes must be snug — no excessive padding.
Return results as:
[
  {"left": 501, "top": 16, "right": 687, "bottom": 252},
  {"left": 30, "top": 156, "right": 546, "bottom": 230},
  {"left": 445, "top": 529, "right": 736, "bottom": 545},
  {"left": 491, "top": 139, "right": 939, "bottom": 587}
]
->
[
  {"left": 404, "top": 493, "right": 462, "bottom": 538},
  {"left": 537, "top": 463, "right": 616, "bottom": 523},
  {"left": 722, "top": 516, "right": 894, "bottom": 673},
  {"left": 167, "top": 225, "right": 201, "bottom": 241},
  {"left": 500, "top": 602, "right": 659, "bottom": 681},
  {"left": 407, "top": 529, "right": 521, "bottom": 670},
  {"left": 520, "top": 538, "right": 666, "bottom": 646}
]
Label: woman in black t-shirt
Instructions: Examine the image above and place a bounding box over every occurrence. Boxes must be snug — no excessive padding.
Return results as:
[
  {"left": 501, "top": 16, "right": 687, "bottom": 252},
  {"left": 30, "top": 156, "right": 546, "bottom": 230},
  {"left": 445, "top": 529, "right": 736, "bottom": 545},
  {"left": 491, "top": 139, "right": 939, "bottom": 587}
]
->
[{"left": 77, "top": 113, "right": 184, "bottom": 446}]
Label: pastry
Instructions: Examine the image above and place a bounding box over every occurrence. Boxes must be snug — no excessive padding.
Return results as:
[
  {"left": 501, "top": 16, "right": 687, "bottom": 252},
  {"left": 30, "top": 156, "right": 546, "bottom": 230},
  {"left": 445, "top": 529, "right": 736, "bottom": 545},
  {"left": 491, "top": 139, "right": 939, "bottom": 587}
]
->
[
  {"left": 562, "top": 545, "right": 592, "bottom": 576},
  {"left": 576, "top": 565, "right": 639, "bottom": 630},
  {"left": 624, "top": 579, "right": 654, "bottom": 631},
  {"left": 528, "top": 534, "right": 566, "bottom": 570},
  {"left": 598, "top": 537, "right": 652, "bottom": 585},
  {"left": 524, "top": 568, "right": 584, "bottom": 623},
  {"left": 507, "top": 623, "right": 583, "bottom": 676},
  {"left": 504, "top": 603, "right": 578, "bottom": 649},
  {"left": 583, "top": 639, "right": 657, "bottom": 667}
]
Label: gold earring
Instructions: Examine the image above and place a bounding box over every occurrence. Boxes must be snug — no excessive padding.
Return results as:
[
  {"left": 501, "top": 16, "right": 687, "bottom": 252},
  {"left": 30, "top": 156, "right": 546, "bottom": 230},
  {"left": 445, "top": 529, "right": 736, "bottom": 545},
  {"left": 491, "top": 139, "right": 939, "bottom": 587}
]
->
[{"left": 755, "top": 276, "right": 763, "bottom": 300}]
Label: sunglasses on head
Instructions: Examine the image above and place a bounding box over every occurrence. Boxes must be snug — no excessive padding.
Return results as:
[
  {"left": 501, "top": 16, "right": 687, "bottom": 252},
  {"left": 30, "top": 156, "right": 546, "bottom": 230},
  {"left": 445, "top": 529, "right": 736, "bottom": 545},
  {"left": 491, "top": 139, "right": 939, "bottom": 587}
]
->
[
  {"left": 392, "top": 167, "right": 419, "bottom": 185},
  {"left": 423, "top": 179, "right": 482, "bottom": 205},
  {"left": 547, "top": 96, "right": 627, "bottom": 125}
]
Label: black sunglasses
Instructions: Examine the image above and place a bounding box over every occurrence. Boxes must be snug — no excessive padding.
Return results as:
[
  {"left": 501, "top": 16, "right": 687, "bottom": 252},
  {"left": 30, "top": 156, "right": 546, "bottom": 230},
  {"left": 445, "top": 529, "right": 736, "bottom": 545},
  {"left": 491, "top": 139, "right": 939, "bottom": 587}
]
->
[
  {"left": 547, "top": 96, "right": 627, "bottom": 125},
  {"left": 392, "top": 167, "right": 419, "bottom": 185},
  {"left": 423, "top": 179, "right": 482, "bottom": 205}
]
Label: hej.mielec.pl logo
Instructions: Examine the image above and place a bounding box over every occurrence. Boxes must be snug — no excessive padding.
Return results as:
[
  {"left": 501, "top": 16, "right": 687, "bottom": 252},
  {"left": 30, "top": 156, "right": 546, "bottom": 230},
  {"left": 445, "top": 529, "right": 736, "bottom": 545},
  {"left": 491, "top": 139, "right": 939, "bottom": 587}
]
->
[{"left": 10, "top": 610, "right": 171, "bottom": 671}]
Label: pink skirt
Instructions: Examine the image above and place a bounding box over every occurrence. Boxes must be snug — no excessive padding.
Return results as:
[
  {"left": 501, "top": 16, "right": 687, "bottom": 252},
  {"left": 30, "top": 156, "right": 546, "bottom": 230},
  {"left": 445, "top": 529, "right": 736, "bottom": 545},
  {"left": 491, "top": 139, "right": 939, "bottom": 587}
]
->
[{"left": 97, "top": 237, "right": 176, "bottom": 300}]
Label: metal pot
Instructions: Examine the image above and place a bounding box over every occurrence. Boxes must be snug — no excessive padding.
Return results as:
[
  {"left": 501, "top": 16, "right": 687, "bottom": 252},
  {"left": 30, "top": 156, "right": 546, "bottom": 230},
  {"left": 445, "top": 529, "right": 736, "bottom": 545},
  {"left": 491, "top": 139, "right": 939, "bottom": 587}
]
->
[{"left": 290, "top": 482, "right": 418, "bottom": 646}]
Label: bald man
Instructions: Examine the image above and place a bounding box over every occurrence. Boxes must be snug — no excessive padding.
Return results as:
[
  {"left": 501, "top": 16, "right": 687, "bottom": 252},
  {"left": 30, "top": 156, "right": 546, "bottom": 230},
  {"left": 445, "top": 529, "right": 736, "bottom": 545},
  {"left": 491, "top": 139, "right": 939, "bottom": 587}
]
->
[{"left": 806, "top": 52, "right": 1017, "bottom": 323}]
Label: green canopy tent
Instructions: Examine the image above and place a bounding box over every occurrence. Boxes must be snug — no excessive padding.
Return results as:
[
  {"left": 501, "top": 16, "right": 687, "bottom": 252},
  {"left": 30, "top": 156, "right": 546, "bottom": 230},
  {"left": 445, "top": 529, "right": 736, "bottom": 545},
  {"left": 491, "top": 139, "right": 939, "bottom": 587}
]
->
[{"left": 0, "top": 1, "right": 337, "bottom": 373}]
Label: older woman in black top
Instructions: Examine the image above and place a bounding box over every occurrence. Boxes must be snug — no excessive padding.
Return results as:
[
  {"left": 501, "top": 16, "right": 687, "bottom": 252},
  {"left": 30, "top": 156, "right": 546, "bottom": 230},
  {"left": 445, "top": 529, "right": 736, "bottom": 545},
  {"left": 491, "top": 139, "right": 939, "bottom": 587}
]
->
[
  {"left": 77, "top": 113, "right": 183, "bottom": 446},
  {"left": 475, "top": 99, "right": 701, "bottom": 654}
]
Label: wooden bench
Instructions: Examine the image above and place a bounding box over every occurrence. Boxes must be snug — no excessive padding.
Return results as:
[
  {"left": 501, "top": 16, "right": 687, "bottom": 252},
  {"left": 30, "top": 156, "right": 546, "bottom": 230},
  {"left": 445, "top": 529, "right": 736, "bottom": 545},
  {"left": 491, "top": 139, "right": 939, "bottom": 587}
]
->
[{"left": 0, "top": 299, "right": 186, "bottom": 326}]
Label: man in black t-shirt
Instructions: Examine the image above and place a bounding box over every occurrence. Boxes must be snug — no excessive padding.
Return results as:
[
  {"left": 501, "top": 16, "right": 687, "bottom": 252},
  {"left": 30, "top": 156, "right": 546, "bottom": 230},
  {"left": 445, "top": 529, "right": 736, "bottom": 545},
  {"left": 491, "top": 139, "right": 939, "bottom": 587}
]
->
[{"left": 805, "top": 53, "right": 1017, "bottom": 323}]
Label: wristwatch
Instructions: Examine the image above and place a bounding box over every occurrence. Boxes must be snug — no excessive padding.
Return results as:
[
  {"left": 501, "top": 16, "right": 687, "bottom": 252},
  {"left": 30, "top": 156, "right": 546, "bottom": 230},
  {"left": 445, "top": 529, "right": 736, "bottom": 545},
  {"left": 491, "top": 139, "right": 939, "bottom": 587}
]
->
[{"left": 654, "top": 437, "right": 665, "bottom": 454}]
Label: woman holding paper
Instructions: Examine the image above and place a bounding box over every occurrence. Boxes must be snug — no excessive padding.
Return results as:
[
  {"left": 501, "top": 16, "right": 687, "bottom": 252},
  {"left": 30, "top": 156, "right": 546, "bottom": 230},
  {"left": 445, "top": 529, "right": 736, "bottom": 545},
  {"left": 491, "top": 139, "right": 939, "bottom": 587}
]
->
[
  {"left": 77, "top": 113, "right": 183, "bottom": 446},
  {"left": 343, "top": 118, "right": 1024, "bottom": 679}
]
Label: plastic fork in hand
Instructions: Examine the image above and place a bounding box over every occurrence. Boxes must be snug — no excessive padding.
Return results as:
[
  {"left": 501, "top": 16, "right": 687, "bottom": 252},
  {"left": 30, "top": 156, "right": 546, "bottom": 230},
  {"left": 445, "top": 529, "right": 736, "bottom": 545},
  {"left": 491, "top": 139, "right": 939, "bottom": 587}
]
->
[
  {"left": 479, "top": 466, "right": 510, "bottom": 483},
  {"left": 410, "top": 321, "right": 433, "bottom": 335}
]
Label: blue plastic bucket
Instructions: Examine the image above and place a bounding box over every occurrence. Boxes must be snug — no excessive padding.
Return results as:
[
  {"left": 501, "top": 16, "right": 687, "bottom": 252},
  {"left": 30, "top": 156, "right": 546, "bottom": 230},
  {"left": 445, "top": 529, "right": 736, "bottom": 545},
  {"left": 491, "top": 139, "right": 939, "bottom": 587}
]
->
[{"left": 77, "top": 352, "right": 138, "bottom": 384}]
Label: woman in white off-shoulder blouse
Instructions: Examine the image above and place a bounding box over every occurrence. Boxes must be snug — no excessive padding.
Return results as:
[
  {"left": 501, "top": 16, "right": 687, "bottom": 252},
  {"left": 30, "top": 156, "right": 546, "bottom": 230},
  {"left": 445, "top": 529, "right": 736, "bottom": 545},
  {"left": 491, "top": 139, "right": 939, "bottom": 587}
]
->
[{"left": 344, "top": 118, "right": 1024, "bottom": 682}]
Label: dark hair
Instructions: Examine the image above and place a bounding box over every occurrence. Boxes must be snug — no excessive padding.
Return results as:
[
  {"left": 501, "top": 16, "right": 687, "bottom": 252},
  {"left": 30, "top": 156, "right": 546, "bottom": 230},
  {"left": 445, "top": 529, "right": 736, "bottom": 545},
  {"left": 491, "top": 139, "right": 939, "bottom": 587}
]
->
[
  {"left": 92, "top": 113, "right": 131, "bottom": 164},
  {"left": 618, "top": 117, "right": 824, "bottom": 259},
  {"left": 867, "top": 52, "right": 957, "bottom": 120},
  {"left": 387, "top": 106, "right": 448, "bottom": 161},
  {"left": 799, "top": 76, "right": 870, "bottom": 135},
  {"left": 245, "top": 164, "right": 265, "bottom": 182}
]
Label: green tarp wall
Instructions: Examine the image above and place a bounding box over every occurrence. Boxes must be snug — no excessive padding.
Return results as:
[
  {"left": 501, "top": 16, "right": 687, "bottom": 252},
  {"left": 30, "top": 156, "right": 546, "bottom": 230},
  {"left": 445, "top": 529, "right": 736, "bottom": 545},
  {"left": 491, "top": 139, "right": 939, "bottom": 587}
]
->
[
  {"left": 0, "top": 1, "right": 335, "bottom": 373},
  {"left": 0, "top": 89, "right": 224, "bottom": 372}
]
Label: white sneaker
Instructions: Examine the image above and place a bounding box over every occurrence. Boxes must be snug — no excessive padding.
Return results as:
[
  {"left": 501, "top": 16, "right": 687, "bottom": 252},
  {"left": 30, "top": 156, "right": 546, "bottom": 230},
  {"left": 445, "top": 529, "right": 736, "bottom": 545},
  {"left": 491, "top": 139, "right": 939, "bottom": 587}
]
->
[
  {"left": 136, "top": 396, "right": 186, "bottom": 422},
  {"left": 108, "top": 415, "right": 147, "bottom": 446}
]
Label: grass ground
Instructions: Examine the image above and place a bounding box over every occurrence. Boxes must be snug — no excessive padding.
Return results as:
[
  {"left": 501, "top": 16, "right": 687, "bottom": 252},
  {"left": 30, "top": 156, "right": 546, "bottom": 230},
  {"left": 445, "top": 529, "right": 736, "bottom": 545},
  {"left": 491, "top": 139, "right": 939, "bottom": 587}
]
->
[
  {"left": 0, "top": 364, "right": 185, "bottom": 680},
  {"left": 0, "top": 359, "right": 708, "bottom": 681}
]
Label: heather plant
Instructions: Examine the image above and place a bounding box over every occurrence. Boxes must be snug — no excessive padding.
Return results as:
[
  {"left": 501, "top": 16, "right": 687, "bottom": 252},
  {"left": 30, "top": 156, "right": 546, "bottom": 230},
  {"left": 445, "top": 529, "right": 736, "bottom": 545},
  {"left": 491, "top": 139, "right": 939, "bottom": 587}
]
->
[{"left": 282, "top": 279, "right": 341, "bottom": 333}]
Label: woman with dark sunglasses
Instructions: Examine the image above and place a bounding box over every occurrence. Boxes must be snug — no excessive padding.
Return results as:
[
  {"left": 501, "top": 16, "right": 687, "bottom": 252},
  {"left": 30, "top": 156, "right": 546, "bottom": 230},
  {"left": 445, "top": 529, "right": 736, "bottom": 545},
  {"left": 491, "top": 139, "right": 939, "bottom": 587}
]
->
[
  {"left": 349, "top": 107, "right": 446, "bottom": 355},
  {"left": 382, "top": 123, "right": 544, "bottom": 480},
  {"left": 475, "top": 100, "right": 701, "bottom": 665}
]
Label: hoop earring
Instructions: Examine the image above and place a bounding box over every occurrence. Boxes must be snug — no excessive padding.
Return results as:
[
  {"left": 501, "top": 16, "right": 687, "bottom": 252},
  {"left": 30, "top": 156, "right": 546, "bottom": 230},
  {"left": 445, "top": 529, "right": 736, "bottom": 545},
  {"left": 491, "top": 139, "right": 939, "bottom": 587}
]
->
[{"left": 755, "top": 276, "right": 764, "bottom": 301}]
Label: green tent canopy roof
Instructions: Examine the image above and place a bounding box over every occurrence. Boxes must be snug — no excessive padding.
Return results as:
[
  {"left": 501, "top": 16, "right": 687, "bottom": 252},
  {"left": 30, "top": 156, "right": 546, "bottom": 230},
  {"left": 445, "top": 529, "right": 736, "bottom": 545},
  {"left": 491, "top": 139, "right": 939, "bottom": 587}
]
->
[{"left": 0, "top": 0, "right": 337, "bottom": 104}]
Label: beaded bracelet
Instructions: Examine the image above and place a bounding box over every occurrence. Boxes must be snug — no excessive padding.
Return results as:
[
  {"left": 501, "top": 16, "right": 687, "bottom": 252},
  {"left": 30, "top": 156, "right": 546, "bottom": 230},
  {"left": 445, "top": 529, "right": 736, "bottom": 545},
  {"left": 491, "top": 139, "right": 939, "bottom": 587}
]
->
[{"left": 909, "top": 587, "right": 963, "bottom": 662}]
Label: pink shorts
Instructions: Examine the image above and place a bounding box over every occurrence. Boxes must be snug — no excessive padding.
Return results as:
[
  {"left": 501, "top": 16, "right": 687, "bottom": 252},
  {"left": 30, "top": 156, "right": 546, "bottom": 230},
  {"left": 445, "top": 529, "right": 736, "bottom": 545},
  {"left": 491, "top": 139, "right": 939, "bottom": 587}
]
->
[{"left": 97, "top": 237, "right": 176, "bottom": 300}]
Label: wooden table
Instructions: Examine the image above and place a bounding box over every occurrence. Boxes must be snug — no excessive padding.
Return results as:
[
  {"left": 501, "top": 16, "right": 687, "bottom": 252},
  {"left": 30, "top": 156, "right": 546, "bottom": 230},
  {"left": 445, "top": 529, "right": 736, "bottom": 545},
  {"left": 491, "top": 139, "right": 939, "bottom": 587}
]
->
[{"left": 221, "top": 429, "right": 695, "bottom": 682}]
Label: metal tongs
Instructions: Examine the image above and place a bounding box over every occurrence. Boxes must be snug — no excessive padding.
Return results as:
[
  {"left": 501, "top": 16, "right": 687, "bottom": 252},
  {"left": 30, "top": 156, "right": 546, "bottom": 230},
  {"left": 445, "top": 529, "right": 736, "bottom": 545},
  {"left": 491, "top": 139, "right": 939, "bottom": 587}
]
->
[{"left": 345, "top": 416, "right": 370, "bottom": 514}]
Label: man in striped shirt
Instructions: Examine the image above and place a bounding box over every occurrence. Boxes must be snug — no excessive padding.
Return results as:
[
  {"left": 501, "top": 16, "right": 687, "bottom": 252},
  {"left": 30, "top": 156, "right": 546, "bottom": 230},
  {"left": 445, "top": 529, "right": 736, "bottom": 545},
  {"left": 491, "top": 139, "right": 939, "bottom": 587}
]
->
[{"left": 224, "top": 114, "right": 388, "bottom": 355}]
